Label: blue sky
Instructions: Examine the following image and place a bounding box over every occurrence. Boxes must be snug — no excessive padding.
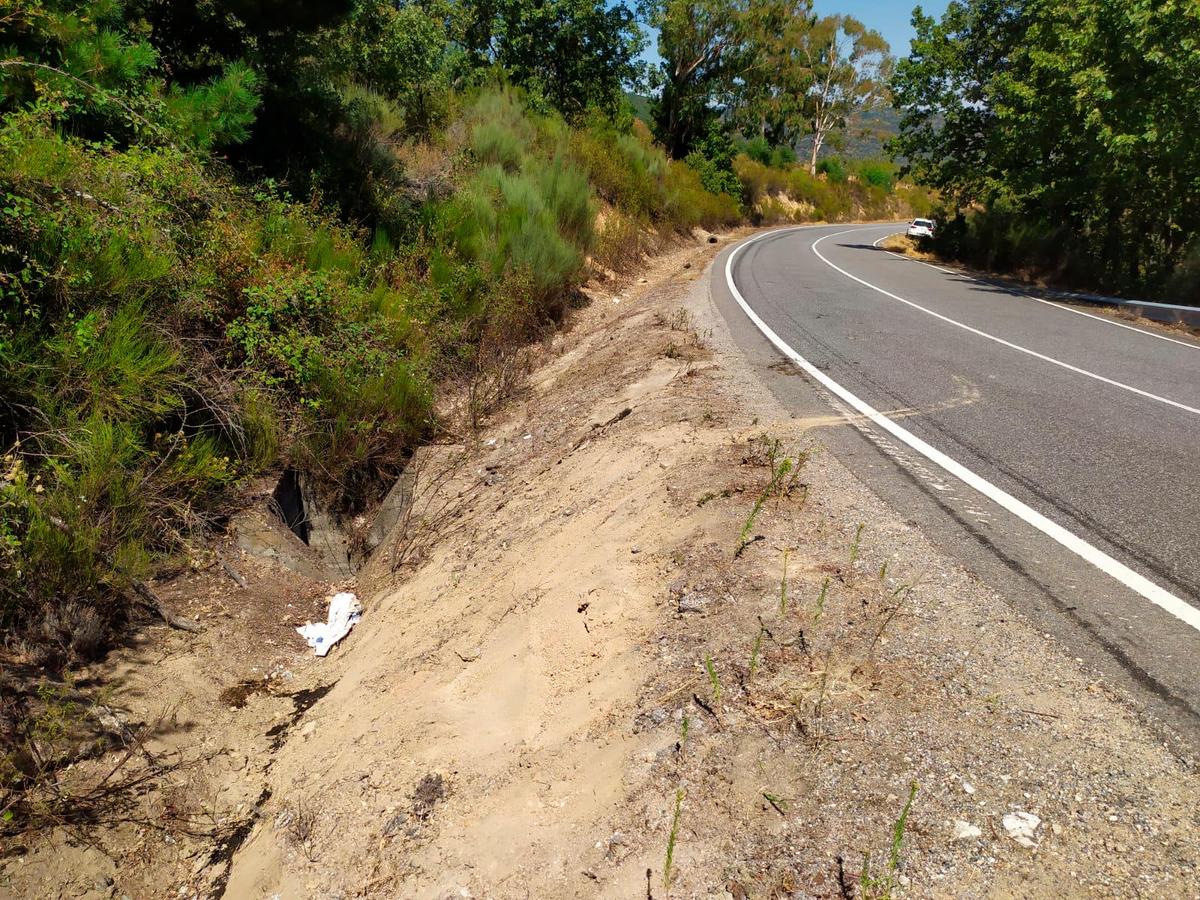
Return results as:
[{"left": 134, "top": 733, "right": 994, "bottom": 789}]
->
[
  {"left": 636, "top": 1, "right": 951, "bottom": 67},
  {"left": 813, "top": 1, "right": 949, "bottom": 57}
]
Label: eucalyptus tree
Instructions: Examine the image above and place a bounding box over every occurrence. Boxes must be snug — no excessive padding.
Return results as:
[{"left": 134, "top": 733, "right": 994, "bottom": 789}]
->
[
  {"left": 641, "top": 0, "right": 751, "bottom": 157},
  {"left": 734, "top": 0, "right": 817, "bottom": 147},
  {"left": 801, "top": 14, "right": 891, "bottom": 173}
]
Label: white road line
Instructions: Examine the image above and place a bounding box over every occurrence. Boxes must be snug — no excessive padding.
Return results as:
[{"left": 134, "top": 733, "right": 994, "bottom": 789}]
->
[
  {"left": 811, "top": 229, "right": 1200, "bottom": 417},
  {"left": 871, "top": 233, "right": 1200, "bottom": 352},
  {"left": 724, "top": 227, "right": 1200, "bottom": 633}
]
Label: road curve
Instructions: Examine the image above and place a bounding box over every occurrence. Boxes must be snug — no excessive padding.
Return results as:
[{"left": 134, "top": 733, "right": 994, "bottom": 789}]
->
[{"left": 711, "top": 223, "right": 1200, "bottom": 745}]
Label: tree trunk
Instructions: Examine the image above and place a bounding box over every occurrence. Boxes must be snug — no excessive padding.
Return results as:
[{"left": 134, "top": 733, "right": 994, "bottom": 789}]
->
[{"left": 809, "top": 130, "right": 824, "bottom": 175}]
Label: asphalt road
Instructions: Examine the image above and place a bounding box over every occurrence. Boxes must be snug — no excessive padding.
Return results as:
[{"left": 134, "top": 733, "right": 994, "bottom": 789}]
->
[{"left": 712, "top": 223, "right": 1200, "bottom": 746}]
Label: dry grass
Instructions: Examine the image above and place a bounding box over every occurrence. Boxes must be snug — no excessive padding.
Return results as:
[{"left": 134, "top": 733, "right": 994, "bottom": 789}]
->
[{"left": 879, "top": 232, "right": 941, "bottom": 262}]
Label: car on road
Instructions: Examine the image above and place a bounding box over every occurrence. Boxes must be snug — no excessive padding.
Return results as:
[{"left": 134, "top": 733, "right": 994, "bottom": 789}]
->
[{"left": 906, "top": 218, "right": 936, "bottom": 239}]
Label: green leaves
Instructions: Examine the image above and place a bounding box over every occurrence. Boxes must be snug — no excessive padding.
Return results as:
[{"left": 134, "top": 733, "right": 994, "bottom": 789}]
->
[{"left": 892, "top": 0, "right": 1200, "bottom": 299}]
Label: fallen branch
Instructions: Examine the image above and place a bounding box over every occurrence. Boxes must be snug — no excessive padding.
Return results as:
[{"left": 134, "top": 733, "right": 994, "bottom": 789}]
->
[
  {"left": 570, "top": 407, "right": 632, "bottom": 451},
  {"left": 219, "top": 553, "right": 248, "bottom": 589}
]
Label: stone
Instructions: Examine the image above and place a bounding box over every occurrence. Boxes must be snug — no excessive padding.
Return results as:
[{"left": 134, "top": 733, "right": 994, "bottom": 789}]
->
[
  {"left": 1002, "top": 811, "right": 1041, "bottom": 849},
  {"left": 953, "top": 821, "right": 982, "bottom": 841},
  {"left": 678, "top": 592, "right": 707, "bottom": 613}
]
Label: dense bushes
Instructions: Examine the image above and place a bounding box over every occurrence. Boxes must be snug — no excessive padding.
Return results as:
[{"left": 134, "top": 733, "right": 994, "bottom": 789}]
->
[
  {"left": 929, "top": 204, "right": 1091, "bottom": 286},
  {"left": 893, "top": 0, "right": 1200, "bottom": 303},
  {"left": 0, "top": 111, "right": 446, "bottom": 659},
  {"left": 733, "top": 154, "right": 929, "bottom": 224}
]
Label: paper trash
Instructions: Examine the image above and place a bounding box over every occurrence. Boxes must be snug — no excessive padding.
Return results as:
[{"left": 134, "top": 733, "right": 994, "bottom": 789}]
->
[{"left": 297, "top": 592, "right": 361, "bottom": 656}]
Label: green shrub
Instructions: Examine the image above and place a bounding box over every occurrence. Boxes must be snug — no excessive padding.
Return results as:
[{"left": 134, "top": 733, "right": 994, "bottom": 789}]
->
[
  {"left": 471, "top": 119, "right": 529, "bottom": 172},
  {"left": 857, "top": 160, "right": 896, "bottom": 191},
  {"left": 786, "top": 168, "right": 850, "bottom": 220},
  {"left": 769, "top": 144, "right": 797, "bottom": 168},
  {"left": 571, "top": 121, "right": 668, "bottom": 221},
  {"left": 817, "top": 157, "right": 847, "bottom": 183},
  {"left": 684, "top": 151, "right": 743, "bottom": 201},
  {"left": 743, "top": 135, "right": 772, "bottom": 165},
  {"left": 663, "top": 160, "right": 741, "bottom": 230},
  {"left": 733, "top": 155, "right": 790, "bottom": 204}
]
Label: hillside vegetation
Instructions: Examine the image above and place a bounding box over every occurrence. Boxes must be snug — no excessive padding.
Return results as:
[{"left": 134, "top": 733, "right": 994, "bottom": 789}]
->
[
  {"left": 0, "top": 1, "right": 742, "bottom": 673},
  {"left": 0, "top": 0, "right": 935, "bottom": 837}
]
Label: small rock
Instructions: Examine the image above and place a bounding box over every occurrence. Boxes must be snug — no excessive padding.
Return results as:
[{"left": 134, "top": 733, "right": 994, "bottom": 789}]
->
[
  {"left": 1002, "top": 811, "right": 1041, "bottom": 849},
  {"left": 683, "top": 262, "right": 692, "bottom": 269},
  {"left": 707, "top": 235, "right": 718, "bottom": 244},
  {"left": 667, "top": 575, "right": 689, "bottom": 597},
  {"left": 953, "top": 821, "right": 982, "bottom": 841},
  {"left": 649, "top": 708, "right": 668, "bottom": 725},
  {"left": 678, "top": 592, "right": 707, "bottom": 613},
  {"left": 630, "top": 545, "right": 641, "bottom": 554},
  {"left": 456, "top": 647, "right": 481, "bottom": 663},
  {"left": 299, "top": 720, "right": 317, "bottom": 738},
  {"left": 962, "top": 781, "right": 976, "bottom": 795}
]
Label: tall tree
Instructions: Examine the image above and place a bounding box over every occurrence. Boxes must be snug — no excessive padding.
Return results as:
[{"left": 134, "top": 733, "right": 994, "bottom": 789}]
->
[
  {"left": 801, "top": 14, "right": 891, "bottom": 173},
  {"left": 733, "top": 0, "right": 816, "bottom": 146},
  {"left": 641, "top": 0, "right": 750, "bottom": 157},
  {"left": 453, "top": 0, "right": 645, "bottom": 116},
  {"left": 892, "top": 0, "right": 1200, "bottom": 293}
]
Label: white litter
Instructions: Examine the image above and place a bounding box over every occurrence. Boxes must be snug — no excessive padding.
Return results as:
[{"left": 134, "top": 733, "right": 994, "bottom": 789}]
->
[
  {"left": 297, "top": 592, "right": 361, "bottom": 656},
  {"left": 1002, "top": 811, "right": 1041, "bottom": 848}
]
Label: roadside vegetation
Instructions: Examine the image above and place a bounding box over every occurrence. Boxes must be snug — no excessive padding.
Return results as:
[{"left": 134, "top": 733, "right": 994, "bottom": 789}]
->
[
  {"left": 891, "top": 0, "right": 1200, "bottom": 305},
  {"left": 735, "top": 148, "right": 933, "bottom": 224}
]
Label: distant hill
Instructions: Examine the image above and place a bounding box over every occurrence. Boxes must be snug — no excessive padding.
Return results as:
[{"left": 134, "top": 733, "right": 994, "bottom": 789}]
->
[
  {"left": 624, "top": 92, "right": 654, "bottom": 124},
  {"left": 797, "top": 106, "right": 902, "bottom": 163}
]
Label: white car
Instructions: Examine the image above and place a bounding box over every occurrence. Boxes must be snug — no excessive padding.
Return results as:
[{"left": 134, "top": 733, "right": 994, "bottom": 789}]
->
[{"left": 906, "top": 218, "right": 936, "bottom": 239}]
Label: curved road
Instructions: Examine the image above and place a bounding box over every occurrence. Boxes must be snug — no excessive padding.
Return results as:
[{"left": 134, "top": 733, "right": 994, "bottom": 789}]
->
[{"left": 712, "top": 223, "right": 1200, "bottom": 744}]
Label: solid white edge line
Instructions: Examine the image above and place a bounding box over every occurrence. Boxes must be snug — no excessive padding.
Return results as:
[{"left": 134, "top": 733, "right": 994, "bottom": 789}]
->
[
  {"left": 812, "top": 230, "right": 1200, "bottom": 416},
  {"left": 724, "top": 227, "right": 1200, "bottom": 633},
  {"left": 871, "top": 234, "right": 1200, "bottom": 352}
]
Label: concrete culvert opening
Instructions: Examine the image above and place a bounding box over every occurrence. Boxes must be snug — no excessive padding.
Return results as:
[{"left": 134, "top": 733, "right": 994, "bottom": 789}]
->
[{"left": 270, "top": 468, "right": 310, "bottom": 545}]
